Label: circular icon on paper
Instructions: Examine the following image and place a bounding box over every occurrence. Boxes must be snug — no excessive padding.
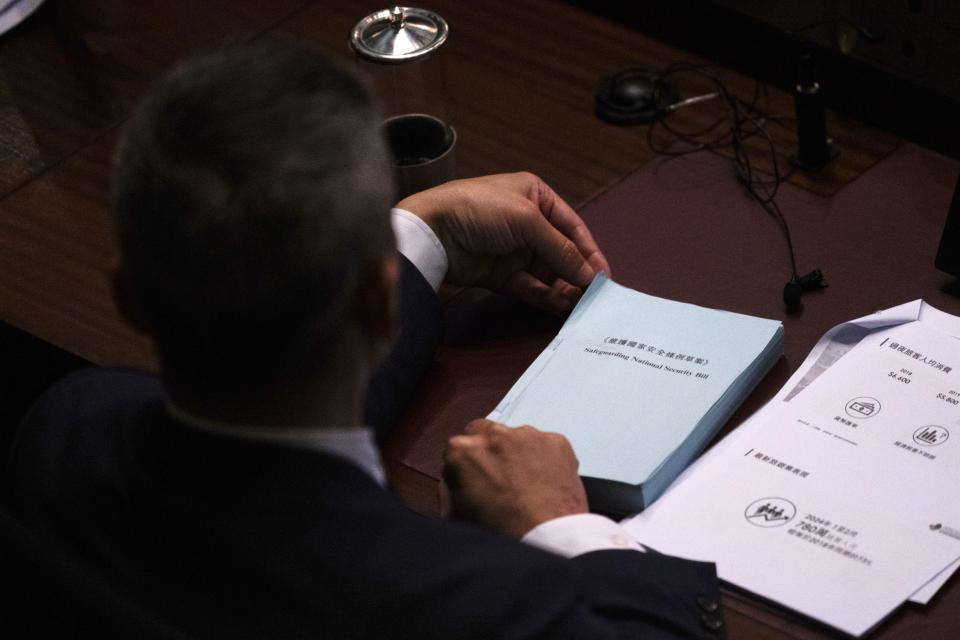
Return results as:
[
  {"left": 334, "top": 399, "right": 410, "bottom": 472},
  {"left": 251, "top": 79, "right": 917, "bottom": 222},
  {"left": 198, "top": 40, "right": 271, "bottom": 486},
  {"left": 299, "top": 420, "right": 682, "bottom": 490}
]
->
[
  {"left": 913, "top": 425, "right": 949, "bottom": 447},
  {"left": 845, "top": 397, "right": 880, "bottom": 419},
  {"left": 744, "top": 497, "right": 796, "bottom": 528}
]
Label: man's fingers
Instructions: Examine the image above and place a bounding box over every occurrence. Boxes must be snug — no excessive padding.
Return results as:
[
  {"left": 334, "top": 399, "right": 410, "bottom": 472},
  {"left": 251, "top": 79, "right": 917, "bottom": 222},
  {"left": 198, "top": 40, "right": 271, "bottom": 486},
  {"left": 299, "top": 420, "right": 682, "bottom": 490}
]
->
[
  {"left": 531, "top": 179, "right": 612, "bottom": 278},
  {"left": 500, "top": 271, "right": 581, "bottom": 316},
  {"left": 444, "top": 420, "right": 510, "bottom": 492},
  {"left": 586, "top": 251, "right": 611, "bottom": 280},
  {"left": 517, "top": 213, "right": 597, "bottom": 289},
  {"left": 443, "top": 432, "right": 481, "bottom": 491},
  {"left": 463, "top": 418, "right": 503, "bottom": 435}
]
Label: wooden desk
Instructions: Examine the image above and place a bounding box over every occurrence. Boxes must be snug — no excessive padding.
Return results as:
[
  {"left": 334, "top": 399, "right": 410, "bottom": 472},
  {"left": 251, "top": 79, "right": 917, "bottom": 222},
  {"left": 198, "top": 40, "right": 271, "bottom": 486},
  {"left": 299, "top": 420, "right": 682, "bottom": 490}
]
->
[{"left": 1, "top": 1, "right": 956, "bottom": 637}]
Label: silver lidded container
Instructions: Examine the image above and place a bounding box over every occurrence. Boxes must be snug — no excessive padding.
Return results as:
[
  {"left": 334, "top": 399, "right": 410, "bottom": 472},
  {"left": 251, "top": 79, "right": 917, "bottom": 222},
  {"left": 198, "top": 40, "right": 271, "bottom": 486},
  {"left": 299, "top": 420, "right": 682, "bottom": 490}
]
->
[
  {"left": 350, "top": 6, "right": 448, "bottom": 65},
  {"left": 350, "top": 6, "right": 455, "bottom": 197}
]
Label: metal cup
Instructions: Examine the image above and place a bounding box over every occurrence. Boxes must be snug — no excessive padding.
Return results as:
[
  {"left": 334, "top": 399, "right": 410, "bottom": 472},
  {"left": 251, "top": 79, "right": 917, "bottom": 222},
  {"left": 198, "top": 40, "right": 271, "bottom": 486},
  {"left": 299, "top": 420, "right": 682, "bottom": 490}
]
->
[
  {"left": 350, "top": 7, "right": 454, "bottom": 197},
  {"left": 383, "top": 113, "right": 456, "bottom": 198}
]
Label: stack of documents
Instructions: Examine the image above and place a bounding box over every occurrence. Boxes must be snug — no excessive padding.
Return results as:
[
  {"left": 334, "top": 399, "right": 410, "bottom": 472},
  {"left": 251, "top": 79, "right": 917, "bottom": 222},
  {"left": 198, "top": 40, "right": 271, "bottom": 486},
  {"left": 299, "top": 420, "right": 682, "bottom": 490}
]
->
[
  {"left": 489, "top": 273, "right": 783, "bottom": 516},
  {"left": 623, "top": 300, "right": 960, "bottom": 636}
]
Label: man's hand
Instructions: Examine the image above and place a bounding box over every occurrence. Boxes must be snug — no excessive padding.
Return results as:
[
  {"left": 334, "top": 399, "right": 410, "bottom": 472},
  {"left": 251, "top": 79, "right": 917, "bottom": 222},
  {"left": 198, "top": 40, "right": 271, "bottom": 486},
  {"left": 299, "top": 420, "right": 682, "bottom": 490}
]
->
[
  {"left": 442, "top": 419, "right": 589, "bottom": 538},
  {"left": 396, "top": 172, "right": 611, "bottom": 315}
]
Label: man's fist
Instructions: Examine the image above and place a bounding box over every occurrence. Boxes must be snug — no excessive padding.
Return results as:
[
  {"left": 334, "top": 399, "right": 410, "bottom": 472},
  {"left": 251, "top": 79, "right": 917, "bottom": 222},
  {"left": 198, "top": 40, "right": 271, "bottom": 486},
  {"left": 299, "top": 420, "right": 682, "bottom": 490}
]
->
[{"left": 442, "top": 419, "right": 589, "bottom": 538}]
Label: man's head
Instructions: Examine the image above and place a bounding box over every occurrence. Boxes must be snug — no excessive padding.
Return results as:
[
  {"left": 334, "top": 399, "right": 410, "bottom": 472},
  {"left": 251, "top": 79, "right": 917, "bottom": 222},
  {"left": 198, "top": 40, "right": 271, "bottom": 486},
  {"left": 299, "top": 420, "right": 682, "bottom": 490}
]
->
[{"left": 112, "top": 43, "right": 396, "bottom": 402}]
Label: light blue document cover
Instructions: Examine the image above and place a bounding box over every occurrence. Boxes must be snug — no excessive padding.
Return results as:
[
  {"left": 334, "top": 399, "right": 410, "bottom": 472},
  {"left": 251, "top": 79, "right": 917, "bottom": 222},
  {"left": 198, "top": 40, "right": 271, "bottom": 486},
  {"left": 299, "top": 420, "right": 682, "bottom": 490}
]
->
[{"left": 489, "top": 274, "right": 783, "bottom": 515}]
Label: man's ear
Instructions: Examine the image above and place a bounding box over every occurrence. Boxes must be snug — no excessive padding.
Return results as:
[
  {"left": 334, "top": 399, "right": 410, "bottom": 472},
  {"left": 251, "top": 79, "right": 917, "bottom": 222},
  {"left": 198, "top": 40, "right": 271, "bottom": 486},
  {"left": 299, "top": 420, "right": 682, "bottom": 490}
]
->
[
  {"left": 112, "top": 266, "right": 151, "bottom": 335},
  {"left": 357, "top": 253, "right": 400, "bottom": 345}
]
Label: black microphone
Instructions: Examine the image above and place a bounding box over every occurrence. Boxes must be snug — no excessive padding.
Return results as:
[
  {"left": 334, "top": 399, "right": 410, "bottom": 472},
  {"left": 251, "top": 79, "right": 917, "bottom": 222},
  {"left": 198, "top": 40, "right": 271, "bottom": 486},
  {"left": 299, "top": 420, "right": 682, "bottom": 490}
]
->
[
  {"left": 783, "top": 280, "right": 803, "bottom": 310},
  {"left": 784, "top": 269, "right": 828, "bottom": 311}
]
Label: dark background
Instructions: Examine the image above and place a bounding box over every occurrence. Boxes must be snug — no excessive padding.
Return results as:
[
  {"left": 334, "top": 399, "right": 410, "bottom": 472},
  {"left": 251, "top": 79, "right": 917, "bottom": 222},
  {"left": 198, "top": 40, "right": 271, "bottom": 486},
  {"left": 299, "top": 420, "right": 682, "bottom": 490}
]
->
[{"left": 568, "top": 0, "right": 960, "bottom": 160}]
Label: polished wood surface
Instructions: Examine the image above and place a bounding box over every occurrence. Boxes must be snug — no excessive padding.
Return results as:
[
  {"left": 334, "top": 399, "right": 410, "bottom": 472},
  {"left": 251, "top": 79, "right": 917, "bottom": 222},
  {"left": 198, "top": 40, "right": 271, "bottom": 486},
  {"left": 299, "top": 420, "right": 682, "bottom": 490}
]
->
[
  {"left": 0, "top": 0, "right": 899, "bottom": 364},
  {"left": 0, "top": 1, "right": 953, "bottom": 637}
]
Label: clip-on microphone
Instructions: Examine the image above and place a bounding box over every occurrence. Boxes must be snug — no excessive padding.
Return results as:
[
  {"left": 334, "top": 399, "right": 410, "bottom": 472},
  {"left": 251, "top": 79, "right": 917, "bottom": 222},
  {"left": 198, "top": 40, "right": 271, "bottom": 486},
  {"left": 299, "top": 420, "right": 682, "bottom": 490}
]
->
[{"left": 783, "top": 269, "right": 827, "bottom": 311}]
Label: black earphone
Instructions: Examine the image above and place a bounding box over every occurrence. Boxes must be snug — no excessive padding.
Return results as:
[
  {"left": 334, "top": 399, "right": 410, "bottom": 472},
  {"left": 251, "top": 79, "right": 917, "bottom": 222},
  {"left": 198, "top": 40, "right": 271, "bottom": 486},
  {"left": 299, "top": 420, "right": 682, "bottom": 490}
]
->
[{"left": 595, "top": 69, "right": 678, "bottom": 125}]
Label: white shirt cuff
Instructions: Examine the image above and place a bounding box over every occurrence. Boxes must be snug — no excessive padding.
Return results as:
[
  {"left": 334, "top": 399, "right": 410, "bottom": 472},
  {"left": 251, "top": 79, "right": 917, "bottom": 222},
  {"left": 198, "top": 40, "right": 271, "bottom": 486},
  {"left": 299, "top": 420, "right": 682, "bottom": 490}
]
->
[
  {"left": 390, "top": 208, "right": 447, "bottom": 292},
  {"left": 520, "top": 513, "right": 644, "bottom": 558}
]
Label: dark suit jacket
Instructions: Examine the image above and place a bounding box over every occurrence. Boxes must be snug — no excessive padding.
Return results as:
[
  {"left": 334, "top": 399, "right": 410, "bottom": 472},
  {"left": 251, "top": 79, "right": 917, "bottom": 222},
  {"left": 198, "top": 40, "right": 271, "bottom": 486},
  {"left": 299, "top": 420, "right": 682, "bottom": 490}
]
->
[{"left": 7, "top": 256, "right": 725, "bottom": 639}]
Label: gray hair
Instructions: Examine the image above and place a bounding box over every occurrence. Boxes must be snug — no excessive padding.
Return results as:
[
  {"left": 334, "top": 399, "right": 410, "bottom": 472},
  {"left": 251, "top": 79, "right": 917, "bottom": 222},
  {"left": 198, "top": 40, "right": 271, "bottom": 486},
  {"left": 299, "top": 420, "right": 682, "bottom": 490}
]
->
[{"left": 112, "top": 43, "right": 395, "bottom": 392}]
